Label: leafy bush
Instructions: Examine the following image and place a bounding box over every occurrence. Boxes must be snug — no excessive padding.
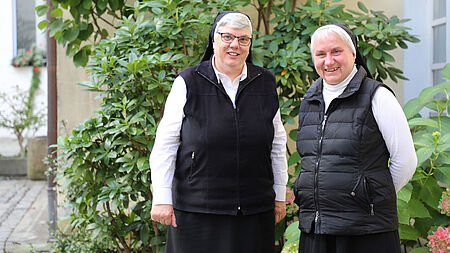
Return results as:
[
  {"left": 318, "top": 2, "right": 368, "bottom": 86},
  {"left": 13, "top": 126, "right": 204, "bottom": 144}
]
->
[
  {"left": 397, "top": 63, "right": 450, "bottom": 251},
  {"left": 44, "top": 0, "right": 422, "bottom": 251},
  {"left": 54, "top": 0, "right": 244, "bottom": 252}
]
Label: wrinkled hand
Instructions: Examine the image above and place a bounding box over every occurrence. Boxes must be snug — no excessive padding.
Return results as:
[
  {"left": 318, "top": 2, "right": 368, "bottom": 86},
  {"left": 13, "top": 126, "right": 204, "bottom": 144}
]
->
[
  {"left": 275, "top": 201, "right": 286, "bottom": 224},
  {"left": 151, "top": 204, "right": 177, "bottom": 227}
]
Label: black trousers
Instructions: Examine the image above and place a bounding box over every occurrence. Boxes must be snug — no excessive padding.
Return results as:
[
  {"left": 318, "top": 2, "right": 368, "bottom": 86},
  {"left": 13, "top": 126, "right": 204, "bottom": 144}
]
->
[
  {"left": 299, "top": 230, "right": 401, "bottom": 253},
  {"left": 165, "top": 209, "right": 275, "bottom": 253}
]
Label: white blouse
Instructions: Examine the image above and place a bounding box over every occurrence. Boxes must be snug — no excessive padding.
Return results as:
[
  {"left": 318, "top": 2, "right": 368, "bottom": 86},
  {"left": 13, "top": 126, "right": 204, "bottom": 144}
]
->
[{"left": 150, "top": 58, "right": 288, "bottom": 205}]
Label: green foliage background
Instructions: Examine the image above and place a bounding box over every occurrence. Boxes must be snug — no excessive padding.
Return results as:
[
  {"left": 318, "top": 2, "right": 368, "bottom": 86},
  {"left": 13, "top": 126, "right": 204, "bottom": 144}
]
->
[{"left": 36, "top": 0, "right": 448, "bottom": 252}]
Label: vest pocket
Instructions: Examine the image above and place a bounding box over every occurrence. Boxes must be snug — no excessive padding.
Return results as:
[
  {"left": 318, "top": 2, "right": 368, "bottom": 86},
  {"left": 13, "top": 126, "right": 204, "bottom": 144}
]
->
[
  {"left": 350, "top": 175, "right": 375, "bottom": 215},
  {"left": 188, "top": 151, "right": 195, "bottom": 183}
]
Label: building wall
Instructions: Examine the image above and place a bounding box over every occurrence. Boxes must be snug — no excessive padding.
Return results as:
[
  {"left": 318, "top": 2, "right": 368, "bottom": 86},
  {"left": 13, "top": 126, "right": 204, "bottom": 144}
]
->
[
  {"left": 0, "top": 0, "right": 47, "bottom": 156},
  {"left": 54, "top": 1, "right": 407, "bottom": 141}
]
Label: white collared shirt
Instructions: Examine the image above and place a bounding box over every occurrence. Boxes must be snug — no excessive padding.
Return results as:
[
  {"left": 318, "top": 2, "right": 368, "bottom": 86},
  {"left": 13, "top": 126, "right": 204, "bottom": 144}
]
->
[
  {"left": 150, "top": 56, "right": 288, "bottom": 205},
  {"left": 322, "top": 66, "right": 417, "bottom": 192}
]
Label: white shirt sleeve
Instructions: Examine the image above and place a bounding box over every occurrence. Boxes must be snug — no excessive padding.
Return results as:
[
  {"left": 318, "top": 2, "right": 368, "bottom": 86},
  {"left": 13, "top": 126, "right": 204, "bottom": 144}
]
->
[
  {"left": 149, "top": 76, "right": 186, "bottom": 206},
  {"left": 372, "top": 87, "right": 417, "bottom": 192},
  {"left": 272, "top": 109, "right": 289, "bottom": 201}
]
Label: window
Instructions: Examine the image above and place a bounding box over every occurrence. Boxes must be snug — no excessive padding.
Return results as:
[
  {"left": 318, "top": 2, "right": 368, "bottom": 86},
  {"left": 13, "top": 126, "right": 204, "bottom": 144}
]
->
[
  {"left": 432, "top": 0, "right": 447, "bottom": 86},
  {"left": 12, "top": 0, "right": 46, "bottom": 57}
]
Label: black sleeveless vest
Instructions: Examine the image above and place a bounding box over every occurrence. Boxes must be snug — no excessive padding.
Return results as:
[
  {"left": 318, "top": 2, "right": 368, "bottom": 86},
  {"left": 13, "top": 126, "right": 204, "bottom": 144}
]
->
[
  {"left": 294, "top": 67, "right": 398, "bottom": 235},
  {"left": 173, "top": 60, "right": 279, "bottom": 215}
]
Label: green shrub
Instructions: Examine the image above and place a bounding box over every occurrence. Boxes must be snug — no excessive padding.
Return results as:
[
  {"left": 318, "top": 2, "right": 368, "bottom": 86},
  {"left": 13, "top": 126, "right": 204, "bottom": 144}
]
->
[
  {"left": 55, "top": 1, "right": 244, "bottom": 252},
  {"left": 397, "top": 64, "right": 450, "bottom": 251}
]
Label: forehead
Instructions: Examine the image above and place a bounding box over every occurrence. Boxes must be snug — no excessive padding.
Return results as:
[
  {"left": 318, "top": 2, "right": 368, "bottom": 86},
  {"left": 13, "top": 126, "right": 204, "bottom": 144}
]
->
[
  {"left": 313, "top": 32, "right": 350, "bottom": 51},
  {"left": 217, "top": 25, "right": 251, "bottom": 36}
]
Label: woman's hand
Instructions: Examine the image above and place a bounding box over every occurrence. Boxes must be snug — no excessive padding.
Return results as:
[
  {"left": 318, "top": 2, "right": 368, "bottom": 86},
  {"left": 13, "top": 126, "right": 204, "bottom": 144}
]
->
[
  {"left": 151, "top": 204, "right": 177, "bottom": 227},
  {"left": 275, "top": 201, "right": 286, "bottom": 223}
]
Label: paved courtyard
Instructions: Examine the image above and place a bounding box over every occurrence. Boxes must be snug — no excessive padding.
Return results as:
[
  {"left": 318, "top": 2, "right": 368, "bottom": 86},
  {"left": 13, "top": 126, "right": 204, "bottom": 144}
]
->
[{"left": 0, "top": 177, "right": 49, "bottom": 252}]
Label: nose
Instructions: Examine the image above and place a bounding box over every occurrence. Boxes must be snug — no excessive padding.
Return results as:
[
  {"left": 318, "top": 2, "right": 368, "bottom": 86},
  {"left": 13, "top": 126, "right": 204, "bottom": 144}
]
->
[
  {"left": 324, "top": 53, "right": 334, "bottom": 65},
  {"left": 229, "top": 37, "right": 240, "bottom": 48}
]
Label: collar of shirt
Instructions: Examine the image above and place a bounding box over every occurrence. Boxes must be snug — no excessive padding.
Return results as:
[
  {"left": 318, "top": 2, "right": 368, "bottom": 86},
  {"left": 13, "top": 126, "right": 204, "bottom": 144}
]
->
[
  {"left": 323, "top": 65, "right": 358, "bottom": 95},
  {"left": 211, "top": 55, "right": 248, "bottom": 86}
]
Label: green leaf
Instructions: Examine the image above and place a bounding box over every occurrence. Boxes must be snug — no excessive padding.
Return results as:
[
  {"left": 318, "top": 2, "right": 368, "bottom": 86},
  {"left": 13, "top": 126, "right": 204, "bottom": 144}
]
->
[
  {"left": 416, "top": 147, "right": 433, "bottom": 165},
  {"left": 407, "top": 199, "right": 431, "bottom": 218},
  {"left": 73, "top": 48, "right": 88, "bottom": 67},
  {"left": 397, "top": 199, "right": 410, "bottom": 224},
  {"left": 38, "top": 20, "right": 49, "bottom": 30},
  {"left": 284, "top": 221, "right": 300, "bottom": 244},
  {"left": 409, "top": 247, "right": 431, "bottom": 253},
  {"left": 408, "top": 118, "right": 439, "bottom": 129},
  {"left": 63, "top": 27, "right": 80, "bottom": 42},
  {"left": 50, "top": 8, "right": 63, "bottom": 18},
  {"left": 357, "top": 1, "right": 368, "bottom": 13},
  {"left": 397, "top": 183, "right": 412, "bottom": 202},
  {"left": 372, "top": 49, "right": 382, "bottom": 59},
  {"left": 398, "top": 224, "right": 420, "bottom": 240},
  {"left": 137, "top": 157, "right": 148, "bottom": 171},
  {"left": 403, "top": 98, "right": 424, "bottom": 120},
  {"left": 434, "top": 166, "right": 450, "bottom": 185},
  {"left": 442, "top": 63, "right": 450, "bottom": 79},
  {"left": 288, "top": 152, "right": 300, "bottom": 166},
  {"left": 140, "top": 224, "right": 150, "bottom": 244},
  {"left": 35, "top": 4, "right": 49, "bottom": 17},
  {"left": 420, "top": 177, "right": 444, "bottom": 210}
]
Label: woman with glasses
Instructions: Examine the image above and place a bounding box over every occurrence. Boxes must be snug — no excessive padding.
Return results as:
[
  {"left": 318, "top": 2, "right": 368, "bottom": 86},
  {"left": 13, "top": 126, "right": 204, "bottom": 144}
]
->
[{"left": 150, "top": 11, "right": 288, "bottom": 253}]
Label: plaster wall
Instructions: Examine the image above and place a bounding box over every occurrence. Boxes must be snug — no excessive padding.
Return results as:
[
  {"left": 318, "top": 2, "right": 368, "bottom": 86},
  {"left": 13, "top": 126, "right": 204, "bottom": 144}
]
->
[{"left": 0, "top": 0, "right": 47, "bottom": 156}]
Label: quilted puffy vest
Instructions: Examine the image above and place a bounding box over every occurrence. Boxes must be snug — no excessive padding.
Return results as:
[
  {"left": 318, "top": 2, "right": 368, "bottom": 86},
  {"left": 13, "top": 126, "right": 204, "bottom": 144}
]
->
[{"left": 294, "top": 67, "right": 398, "bottom": 235}]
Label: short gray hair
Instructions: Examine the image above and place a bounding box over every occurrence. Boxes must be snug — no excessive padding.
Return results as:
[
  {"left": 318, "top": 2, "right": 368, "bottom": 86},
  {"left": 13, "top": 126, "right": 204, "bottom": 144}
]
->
[
  {"left": 214, "top": 13, "right": 253, "bottom": 40},
  {"left": 310, "top": 24, "right": 356, "bottom": 57}
]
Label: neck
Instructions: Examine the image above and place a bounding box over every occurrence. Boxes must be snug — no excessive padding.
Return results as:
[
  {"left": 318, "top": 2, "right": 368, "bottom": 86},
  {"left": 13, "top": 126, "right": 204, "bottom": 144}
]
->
[{"left": 214, "top": 58, "right": 244, "bottom": 82}]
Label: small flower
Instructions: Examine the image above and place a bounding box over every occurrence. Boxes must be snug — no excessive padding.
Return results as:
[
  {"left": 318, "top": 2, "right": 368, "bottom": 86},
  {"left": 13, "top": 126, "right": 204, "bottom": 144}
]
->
[
  {"left": 27, "top": 50, "right": 32, "bottom": 55},
  {"left": 22, "top": 57, "right": 26, "bottom": 62},
  {"left": 427, "top": 226, "right": 450, "bottom": 253},
  {"left": 439, "top": 189, "right": 450, "bottom": 216},
  {"left": 286, "top": 186, "right": 295, "bottom": 204},
  {"left": 34, "top": 67, "right": 39, "bottom": 72},
  {"left": 13, "top": 62, "right": 18, "bottom": 66}
]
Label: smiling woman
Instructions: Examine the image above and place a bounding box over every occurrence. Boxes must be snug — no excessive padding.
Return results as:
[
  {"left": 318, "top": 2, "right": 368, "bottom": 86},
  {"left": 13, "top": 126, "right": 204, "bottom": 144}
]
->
[
  {"left": 149, "top": 11, "right": 288, "bottom": 253},
  {"left": 293, "top": 24, "right": 417, "bottom": 253}
]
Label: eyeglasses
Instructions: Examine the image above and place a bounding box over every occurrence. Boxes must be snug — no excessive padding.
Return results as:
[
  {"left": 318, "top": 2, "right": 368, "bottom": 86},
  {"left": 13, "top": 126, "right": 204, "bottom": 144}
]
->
[{"left": 216, "top": 32, "right": 252, "bottom": 46}]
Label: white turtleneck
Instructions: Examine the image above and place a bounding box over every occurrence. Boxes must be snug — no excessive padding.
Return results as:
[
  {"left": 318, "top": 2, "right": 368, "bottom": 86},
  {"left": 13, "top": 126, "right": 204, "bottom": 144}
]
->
[{"left": 322, "top": 66, "right": 417, "bottom": 192}]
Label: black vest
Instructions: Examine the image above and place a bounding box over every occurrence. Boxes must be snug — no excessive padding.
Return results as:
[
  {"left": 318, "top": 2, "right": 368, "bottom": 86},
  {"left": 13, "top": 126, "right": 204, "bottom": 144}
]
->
[
  {"left": 173, "top": 60, "right": 279, "bottom": 215},
  {"left": 294, "top": 67, "right": 398, "bottom": 235}
]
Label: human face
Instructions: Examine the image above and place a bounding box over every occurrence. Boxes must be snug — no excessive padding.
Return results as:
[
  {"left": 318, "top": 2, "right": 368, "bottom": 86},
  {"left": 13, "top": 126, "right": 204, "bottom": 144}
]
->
[
  {"left": 312, "top": 32, "right": 356, "bottom": 85},
  {"left": 213, "top": 25, "right": 251, "bottom": 77}
]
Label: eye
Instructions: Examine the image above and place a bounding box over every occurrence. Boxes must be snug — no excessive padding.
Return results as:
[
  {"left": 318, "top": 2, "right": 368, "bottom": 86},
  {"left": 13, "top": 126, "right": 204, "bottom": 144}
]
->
[
  {"left": 239, "top": 37, "right": 250, "bottom": 43},
  {"left": 222, "top": 34, "right": 233, "bottom": 41},
  {"left": 315, "top": 52, "right": 325, "bottom": 57}
]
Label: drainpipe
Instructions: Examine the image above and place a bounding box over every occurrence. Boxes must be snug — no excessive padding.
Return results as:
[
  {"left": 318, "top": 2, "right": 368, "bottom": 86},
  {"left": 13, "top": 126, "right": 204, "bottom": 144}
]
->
[{"left": 46, "top": 0, "right": 57, "bottom": 236}]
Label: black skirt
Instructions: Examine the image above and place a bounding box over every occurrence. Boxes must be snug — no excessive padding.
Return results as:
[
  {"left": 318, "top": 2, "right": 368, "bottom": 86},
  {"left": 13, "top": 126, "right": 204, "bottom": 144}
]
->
[
  {"left": 165, "top": 209, "right": 275, "bottom": 253},
  {"left": 299, "top": 230, "right": 401, "bottom": 253}
]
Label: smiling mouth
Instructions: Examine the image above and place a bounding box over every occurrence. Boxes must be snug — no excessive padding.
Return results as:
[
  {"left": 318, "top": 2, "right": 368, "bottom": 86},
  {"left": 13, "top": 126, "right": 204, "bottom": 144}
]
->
[
  {"left": 228, "top": 52, "right": 239, "bottom": 56},
  {"left": 325, "top": 67, "right": 339, "bottom": 72}
]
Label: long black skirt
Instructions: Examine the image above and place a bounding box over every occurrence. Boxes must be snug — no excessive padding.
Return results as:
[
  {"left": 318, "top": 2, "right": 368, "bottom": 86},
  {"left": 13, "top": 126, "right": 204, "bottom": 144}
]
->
[
  {"left": 165, "top": 209, "right": 275, "bottom": 253},
  {"left": 299, "top": 230, "right": 401, "bottom": 253}
]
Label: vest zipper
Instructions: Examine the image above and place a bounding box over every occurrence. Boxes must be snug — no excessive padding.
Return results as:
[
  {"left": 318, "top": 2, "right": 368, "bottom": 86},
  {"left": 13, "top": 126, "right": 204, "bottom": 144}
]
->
[
  {"left": 314, "top": 114, "right": 328, "bottom": 233},
  {"left": 197, "top": 71, "right": 263, "bottom": 214}
]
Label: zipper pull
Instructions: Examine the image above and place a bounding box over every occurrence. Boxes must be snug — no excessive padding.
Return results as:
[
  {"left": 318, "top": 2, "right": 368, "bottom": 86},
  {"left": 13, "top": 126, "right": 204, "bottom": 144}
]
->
[
  {"left": 370, "top": 204, "right": 374, "bottom": 216},
  {"left": 321, "top": 115, "right": 328, "bottom": 130},
  {"left": 315, "top": 211, "right": 319, "bottom": 222},
  {"left": 191, "top": 152, "right": 195, "bottom": 159}
]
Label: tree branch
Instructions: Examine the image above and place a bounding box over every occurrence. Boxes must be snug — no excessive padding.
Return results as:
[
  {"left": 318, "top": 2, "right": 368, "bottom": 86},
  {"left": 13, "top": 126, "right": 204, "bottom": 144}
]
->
[{"left": 106, "top": 202, "right": 131, "bottom": 253}]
